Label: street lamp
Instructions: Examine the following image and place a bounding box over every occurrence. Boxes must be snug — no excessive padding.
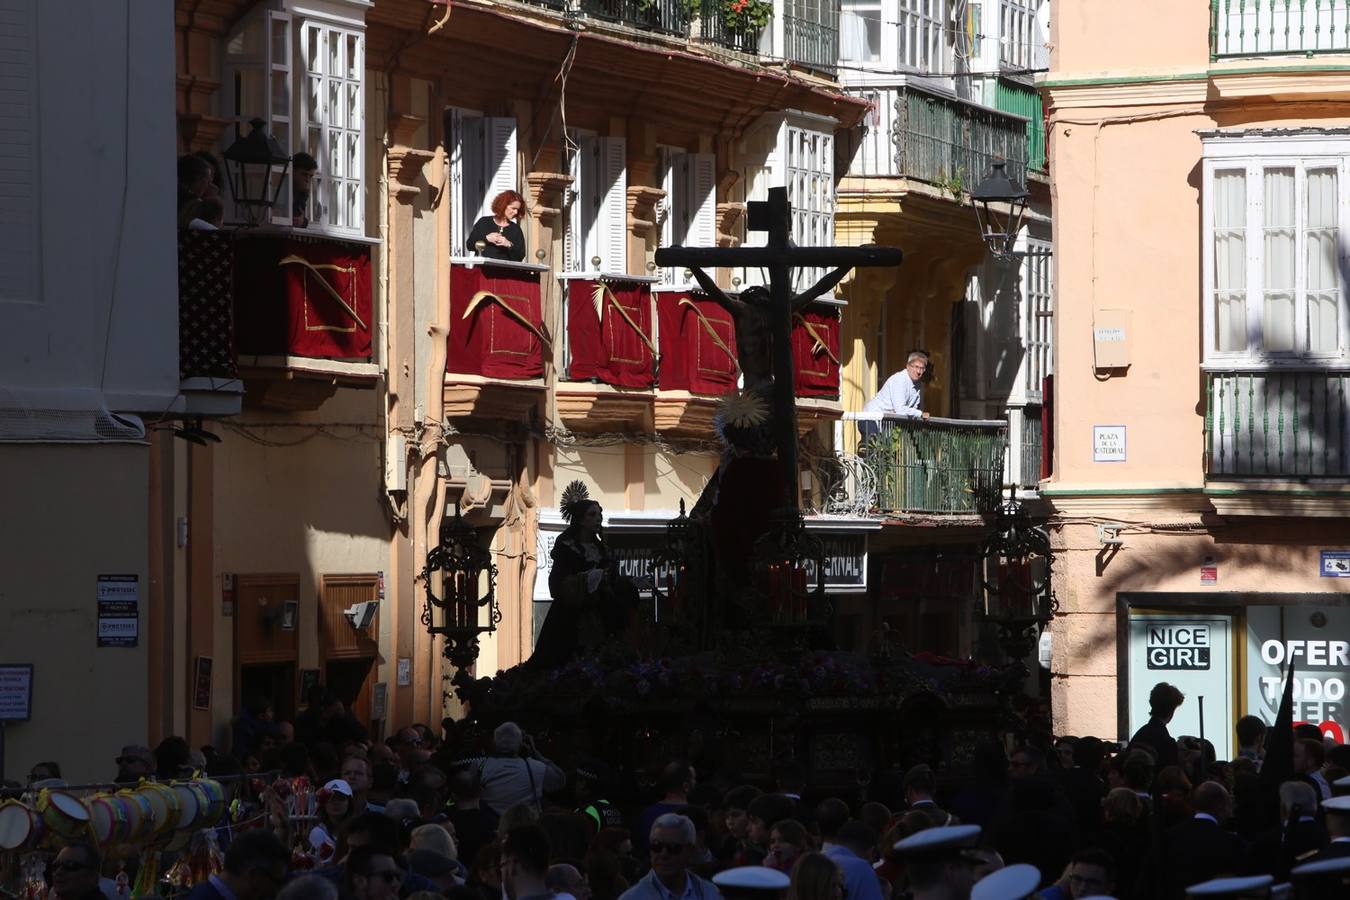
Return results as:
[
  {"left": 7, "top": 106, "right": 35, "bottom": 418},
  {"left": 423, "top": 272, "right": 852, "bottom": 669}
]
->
[
  {"left": 422, "top": 503, "right": 500, "bottom": 681},
  {"left": 971, "top": 158, "right": 1029, "bottom": 260},
  {"left": 222, "top": 118, "right": 291, "bottom": 225},
  {"left": 978, "top": 493, "right": 1054, "bottom": 663}
]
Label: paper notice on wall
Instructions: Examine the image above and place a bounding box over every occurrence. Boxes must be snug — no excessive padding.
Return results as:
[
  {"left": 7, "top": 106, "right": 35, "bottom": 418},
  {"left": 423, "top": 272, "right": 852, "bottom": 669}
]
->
[{"left": 96, "top": 575, "right": 139, "bottom": 648}]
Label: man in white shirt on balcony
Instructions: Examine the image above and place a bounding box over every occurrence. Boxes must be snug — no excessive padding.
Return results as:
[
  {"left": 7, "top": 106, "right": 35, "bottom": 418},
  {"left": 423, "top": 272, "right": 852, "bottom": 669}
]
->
[{"left": 863, "top": 351, "right": 930, "bottom": 420}]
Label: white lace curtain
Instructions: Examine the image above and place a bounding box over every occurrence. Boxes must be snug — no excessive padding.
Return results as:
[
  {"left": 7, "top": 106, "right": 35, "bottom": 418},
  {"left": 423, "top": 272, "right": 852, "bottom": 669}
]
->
[{"left": 1213, "top": 166, "right": 1341, "bottom": 356}]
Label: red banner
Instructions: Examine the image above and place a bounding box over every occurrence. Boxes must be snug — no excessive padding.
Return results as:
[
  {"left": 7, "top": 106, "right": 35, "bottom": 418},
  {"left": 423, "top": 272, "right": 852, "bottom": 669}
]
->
[
  {"left": 566, "top": 279, "right": 655, "bottom": 389},
  {"left": 448, "top": 263, "right": 546, "bottom": 379},
  {"left": 234, "top": 234, "right": 373, "bottom": 359},
  {"left": 655, "top": 291, "right": 738, "bottom": 395},
  {"left": 791, "top": 304, "right": 841, "bottom": 398}
]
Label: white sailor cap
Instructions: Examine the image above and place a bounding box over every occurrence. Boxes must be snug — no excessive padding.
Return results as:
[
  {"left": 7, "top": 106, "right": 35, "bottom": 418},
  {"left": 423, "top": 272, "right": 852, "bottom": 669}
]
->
[
  {"left": 970, "top": 863, "right": 1041, "bottom": 900},
  {"left": 1322, "top": 795, "right": 1350, "bottom": 814},
  {"left": 711, "top": 867, "right": 790, "bottom": 896},
  {"left": 1291, "top": 856, "right": 1350, "bottom": 878},
  {"left": 1185, "top": 875, "right": 1276, "bottom": 897},
  {"left": 1333, "top": 773, "right": 1350, "bottom": 791},
  {"left": 892, "top": 824, "right": 982, "bottom": 858}
]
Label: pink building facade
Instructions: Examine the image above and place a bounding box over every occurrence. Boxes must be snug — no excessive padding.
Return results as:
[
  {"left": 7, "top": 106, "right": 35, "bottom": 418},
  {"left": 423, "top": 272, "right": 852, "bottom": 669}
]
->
[{"left": 1043, "top": 1, "right": 1350, "bottom": 753}]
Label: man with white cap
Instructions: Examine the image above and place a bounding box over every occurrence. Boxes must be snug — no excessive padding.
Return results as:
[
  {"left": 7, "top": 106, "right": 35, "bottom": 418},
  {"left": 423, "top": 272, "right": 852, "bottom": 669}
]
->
[
  {"left": 892, "top": 824, "right": 983, "bottom": 900},
  {"left": 1303, "top": 795, "right": 1350, "bottom": 863},
  {"left": 711, "top": 866, "right": 788, "bottom": 900}
]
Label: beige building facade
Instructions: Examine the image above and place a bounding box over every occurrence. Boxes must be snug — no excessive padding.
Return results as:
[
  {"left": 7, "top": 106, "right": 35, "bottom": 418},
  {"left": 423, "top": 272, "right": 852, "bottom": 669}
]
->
[{"left": 1043, "top": 1, "right": 1350, "bottom": 751}]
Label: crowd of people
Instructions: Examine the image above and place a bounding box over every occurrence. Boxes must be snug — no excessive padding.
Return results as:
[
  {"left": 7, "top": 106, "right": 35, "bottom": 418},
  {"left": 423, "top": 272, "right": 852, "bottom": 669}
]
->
[{"left": 7, "top": 681, "right": 1350, "bottom": 900}]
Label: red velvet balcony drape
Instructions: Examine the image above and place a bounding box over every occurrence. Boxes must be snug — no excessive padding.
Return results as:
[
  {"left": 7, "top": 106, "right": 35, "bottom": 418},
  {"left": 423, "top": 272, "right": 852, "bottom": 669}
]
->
[
  {"left": 448, "top": 263, "right": 546, "bottom": 379},
  {"left": 234, "top": 234, "right": 373, "bottom": 359},
  {"left": 566, "top": 279, "right": 655, "bottom": 389},
  {"left": 654, "top": 291, "right": 738, "bottom": 395},
  {"left": 791, "top": 304, "right": 841, "bottom": 398}
]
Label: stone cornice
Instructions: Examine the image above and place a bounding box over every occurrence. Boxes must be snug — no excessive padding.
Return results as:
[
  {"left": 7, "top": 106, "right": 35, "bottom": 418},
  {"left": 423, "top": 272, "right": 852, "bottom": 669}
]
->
[{"left": 1044, "top": 62, "right": 1350, "bottom": 110}]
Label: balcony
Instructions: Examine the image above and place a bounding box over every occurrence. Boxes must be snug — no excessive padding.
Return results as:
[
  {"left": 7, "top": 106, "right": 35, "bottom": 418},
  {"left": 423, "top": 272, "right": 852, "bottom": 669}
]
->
[
  {"left": 894, "top": 85, "right": 1029, "bottom": 190},
  {"left": 782, "top": 0, "right": 840, "bottom": 73},
  {"left": 178, "top": 231, "right": 243, "bottom": 416},
  {"left": 1206, "top": 369, "right": 1350, "bottom": 478},
  {"left": 696, "top": 0, "right": 762, "bottom": 53},
  {"left": 992, "top": 78, "right": 1045, "bottom": 173},
  {"left": 653, "top": 288, "right": 739, "bottom": 437},
  {"left": 1211, "top": 0, "right": 1350, "bottom": 58},
  {"left": 178, "top": 230, "right": 377, "bottom": 413},
  {"left": 828, "top": 413, "right": 1008, "bottom": 517},
  {"left": 557, "top": 274, "right": 659, "bottom": 432},
  {"left": 579, "top": 0, "right": 690, "bottom": 35},
  {"left": 445, "top": 258, "right": 550, "bottom": 422}
]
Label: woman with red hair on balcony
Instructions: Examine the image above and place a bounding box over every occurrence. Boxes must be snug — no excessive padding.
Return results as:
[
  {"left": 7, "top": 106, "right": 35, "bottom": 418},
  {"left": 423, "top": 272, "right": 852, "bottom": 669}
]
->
[{"left": 466, "top": 189, "right": 527, "bottom": 262}]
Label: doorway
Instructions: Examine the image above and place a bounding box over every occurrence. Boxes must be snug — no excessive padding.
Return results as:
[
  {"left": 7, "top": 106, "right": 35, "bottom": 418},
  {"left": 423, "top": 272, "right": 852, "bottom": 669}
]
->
[
  {"left": 239, "top": 662, "right": 297, "bottom": 723},
  {"left": 325, "top": 657, "right": 376, "bottom": 725}
]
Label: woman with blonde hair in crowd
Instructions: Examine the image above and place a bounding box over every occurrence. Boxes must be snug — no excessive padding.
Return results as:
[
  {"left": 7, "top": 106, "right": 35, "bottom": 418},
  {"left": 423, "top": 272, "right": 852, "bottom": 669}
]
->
[{"left": 788, "top": 853, "right": 843, "bottom": 900}]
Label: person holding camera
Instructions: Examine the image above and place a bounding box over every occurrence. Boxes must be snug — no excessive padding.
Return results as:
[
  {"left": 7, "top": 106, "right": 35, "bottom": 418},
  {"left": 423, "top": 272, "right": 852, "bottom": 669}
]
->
[{"left": 475, "top": 722, "right": 566, "bottom": 816}]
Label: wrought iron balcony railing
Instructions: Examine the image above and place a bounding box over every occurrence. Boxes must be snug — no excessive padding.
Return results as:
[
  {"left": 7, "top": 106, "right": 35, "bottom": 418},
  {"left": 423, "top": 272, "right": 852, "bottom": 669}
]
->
[
  {"left": 1206, "top": 368, "right": 1350, "bottom": 478},
  {"left": 783, "top": 11, "right": 839, "bottom": 73},
  {"left": 893, "top": 85, "right": 1030, "bottom": 190},
  {"left": 824, "top": 413, "right": 1008, "bottom": 516},
  {"left": 1211, "top": 0, "right": 1350, "bottom": 58},
  {"left": 579, "top": 0, "right": 691, "bottom": 35}
]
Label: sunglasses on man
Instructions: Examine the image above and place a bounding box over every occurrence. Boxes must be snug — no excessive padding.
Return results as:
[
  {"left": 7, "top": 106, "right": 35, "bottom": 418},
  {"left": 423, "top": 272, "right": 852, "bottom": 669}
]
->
[{"left": 648, "top": 841, "right": 689, "bottom": 855}]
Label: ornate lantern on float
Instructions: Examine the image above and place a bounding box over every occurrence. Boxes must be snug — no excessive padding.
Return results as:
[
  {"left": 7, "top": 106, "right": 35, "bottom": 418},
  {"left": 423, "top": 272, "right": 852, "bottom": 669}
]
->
[
  {"left": 978, "top": 492, "right": 1055, "bottom": 663},
  {"left": 650, "top": 499, "right": 694, "bottom": 622},
  {"left": 422, "top": 503, "right": 500, "bottom": 677},
  {"left": 751, "top": 509, "right": 828, "bottom": 628}
]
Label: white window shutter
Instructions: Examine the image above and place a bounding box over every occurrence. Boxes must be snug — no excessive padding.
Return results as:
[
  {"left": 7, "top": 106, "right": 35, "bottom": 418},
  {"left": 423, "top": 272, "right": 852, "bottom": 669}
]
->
[
  {"left": 482, "top": 117, "right": 518, "bottom": 220},
  {"left": 564, "top": 132, "right": 584, "bottom": 272},
  {"left": 448, "top": 108, "right": 466, "bottom": 253},
  {"left": 659, "top": 149, "right": 675, "bottom": 278},
  {"left": 689, "top": 153, "right": 717, "bottom": 251},
  {"left": 266, "top": 11, "right": 292, "bottom": 227},
  {"left": 0, "top": 0, "right": 37, "bottom": 303},
  {"left": 461, "top": 116, "right": 485, "bottom": 251},
  {"left": 599, "top": 136, "right": 628, "bottom": 274}
]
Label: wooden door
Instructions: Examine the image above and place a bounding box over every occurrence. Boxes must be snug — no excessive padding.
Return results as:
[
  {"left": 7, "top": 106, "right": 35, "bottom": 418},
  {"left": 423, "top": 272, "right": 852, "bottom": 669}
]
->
[
  {"left": 319, "top": 574, "right": 380, "bottom": 730},
  {"left": 234, "top": 574, "right": 301, "bottom": 715}
]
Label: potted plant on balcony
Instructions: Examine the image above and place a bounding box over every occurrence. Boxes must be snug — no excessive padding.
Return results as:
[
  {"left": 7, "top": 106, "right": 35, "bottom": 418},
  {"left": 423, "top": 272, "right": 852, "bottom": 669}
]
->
[
  {"left": 722, "top": 0, "right": 772, "bottom": 31},
  {"left": 683, "top": 0, "right": 772, "bottom": 36}
]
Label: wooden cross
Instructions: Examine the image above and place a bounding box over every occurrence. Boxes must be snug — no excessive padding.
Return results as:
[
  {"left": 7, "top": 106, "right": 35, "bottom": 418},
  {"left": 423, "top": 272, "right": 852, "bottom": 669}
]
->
[{"left": 655, "top": 186, "right": 903, "bottom": 511}]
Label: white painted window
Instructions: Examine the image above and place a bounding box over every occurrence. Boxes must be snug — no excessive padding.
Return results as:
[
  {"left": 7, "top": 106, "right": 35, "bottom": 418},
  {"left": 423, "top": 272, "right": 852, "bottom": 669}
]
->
[
  {"left": 786, "top": 123, "right": 835, "bottom": 287},
  {"left": 896, "top": 0, "right": 950, "bottom": 74},
  {"left": 448, "top": 110, "right": 518, "bottom": 255},
  {"left": 1202, "top": 133, "right": 1350, "bottom": 364},
  {"left": 0, "top": 0, "right": 38, "bottom": 303},
  {"left": 999, "top": 0, "right": 1038, "bottom": 70},
  {"left": 565, "top": 130, "right": 627, "bottom": 274},
  {"left": 657, "top": 148, "right": 716, "bottom": 286},
  {"left": 1022, "top": 238, "right": 1053, "bottom": 397},
  {"left": 299, "top": 20, "right": 363, "bottom": 234},
  {"left": 223, "top": 2, "right": 365, "bottom": 235},
  {"left": 738, "top": 113, "right": 836, "bottom": 291},
  {"left": 840, "top": 0, "right": 882, "bottom": 63}
]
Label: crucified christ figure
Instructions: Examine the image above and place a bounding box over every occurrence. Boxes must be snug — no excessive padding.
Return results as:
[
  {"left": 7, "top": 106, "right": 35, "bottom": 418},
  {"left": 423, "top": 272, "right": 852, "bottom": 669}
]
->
[{"left": 688, "top": 266, "right": 850, "bottom": 391}]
